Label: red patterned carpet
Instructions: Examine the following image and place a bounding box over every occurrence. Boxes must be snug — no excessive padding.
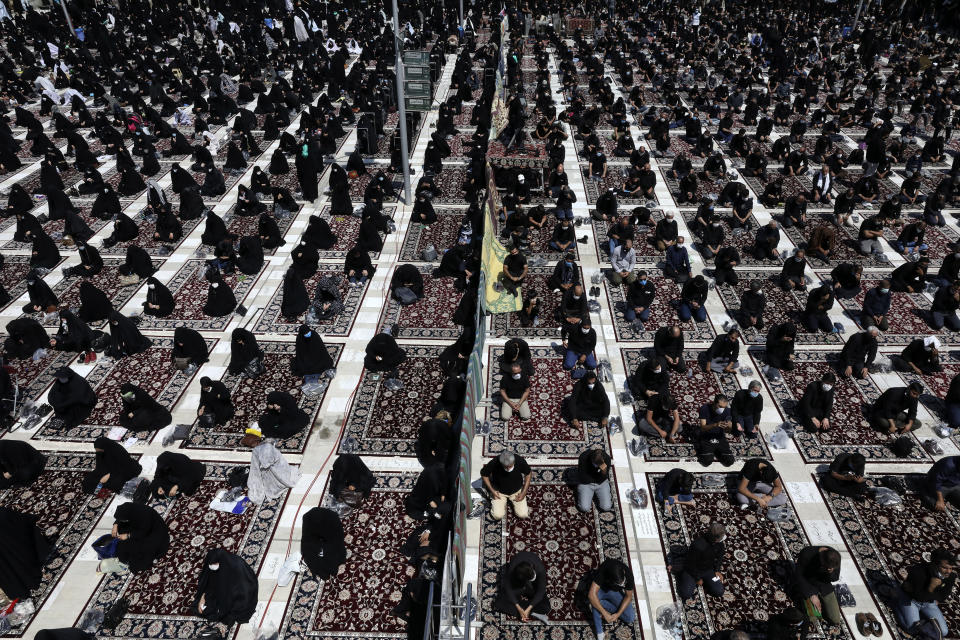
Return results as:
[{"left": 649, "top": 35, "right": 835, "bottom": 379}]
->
[
  {"left": 4, "top": 349, "right": 76, "bottom": 410},
  {"left": 678, "top": 209, "right": 782, "bottom": 267},
  {"left": 0, "top": 453, "right": 113, "bottom": 637},
  {"left": 348, "top": 172, "right": 401, "bottom": 203},
  {"left": 77, "top": 463, "right": 286, "bottom": 640},
  {"left": 753, "top": 350, "right": 929, "bottom": 462},
  {"left": 381, "top": 269, "right": 463, "bottom": 340},
  {"left": 281, "top": 473, "right": 417, "bottom": 639},
  {"left": 604, "top": 277, "right": 717, "bottom": 343},
  {"left": 591, "top": 216, "right": 664, "bottom": 264},
  {"left": 717, "top": 270, "right": 843, "bottom": 346},
  {"left": 252, "top": 268, "right": 367, "bottom": 336},
  {"left": 820, "top": 474, "right": 960, "bottom": 640},
  {"left": 648, "top": 472, "right": 848, "bottom": 639},
  {"left": 780, "top": 214, "right": 889, "bottom": 268},
  {"left": 98, "top": 208, "right": 204, "bottom": 257},
  {"left": 135, "top": 260, "right": 263, "bottom": 331},
  {"left": 489, "top": 266, "right": 583, "bottom": 339},
  {"left": 883, "top": 217, "right": 960, "bottom": 268},
  {"left": 184, "top": 341, "right": 342, "bottom": 453},
  {"left": 32, "top": 338, "right": 205, "bottom": 442},
  {"left": 222, "top": 208, "right": 295, "bottom": 256},
  {"left": 485, "top": 346, "right": 609, "bottom": 458},
  {"left": 0, "top": 254, "right": 35, "bottom": 308},
  {"left": 3, "top": 209, "right": 109, "bottom": 251},
  {"left": 742, "top": 174, "right": 814, "bottom": 206},
  {"left": 316, "top": 204, "right": 397, "bottom": 258},
  {"left": 47, "top": 260, "right": 151, "bottom": 327},
  {"left": 580, "top": 165, "right": 658, "bottom": 206},
  {"left": 480, "top": 467, "right": 641, "bottom": 640},
  {"left": 339, "top": 345, "right": 447, "bottom": 456},
  {"left": 837, "top": 277, "right": 942, "bottom": 346},
  {"left": 621, "top": 348, "right": 769, "bottom": 462},
  {"left": 400, "top": 207, "right": 470, "bottom": 261}
]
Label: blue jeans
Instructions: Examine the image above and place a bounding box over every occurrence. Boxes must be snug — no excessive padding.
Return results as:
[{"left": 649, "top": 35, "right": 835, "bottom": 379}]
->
[
  {"left": 624, "top": 306, "right": 651, "bottom": 322},
  {"left": 736, "top": 415, "right": 756, "bottom": 436},
  {"left": 577, "top": 481, "right": 613, "bottom": 512},
  {"left": 894, "top": 241, "right": 929, "bottom": 254},
  {"left": 678, "top": 302, "right": 706, "bottom": 322},
  {"left": 608, "top": 239, "right": 620, "bottom": 255},
  {"left": 894, "top": 591, "right": 949, "bottom": 636},
  {"left": 564, "top": 350, "right": 597, "bottom": 375},
  {"left": 556, "top": 207, "right": 573, "bottom": 220},
  {"left": 591, "top": 589, "right": 636, "bottom": 635}
]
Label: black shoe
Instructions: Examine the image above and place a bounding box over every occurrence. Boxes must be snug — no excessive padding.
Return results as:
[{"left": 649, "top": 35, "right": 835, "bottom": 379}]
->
[
  {"left": 102, "top": 598, "right": 130, "bottom": 629},
  {"left": 577, "top": 235, "right": 588, "bottom": 244}
]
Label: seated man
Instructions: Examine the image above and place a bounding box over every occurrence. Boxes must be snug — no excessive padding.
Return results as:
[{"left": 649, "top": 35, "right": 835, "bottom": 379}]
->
[
  {"left": 899, "top": 336, "right": 942, "bottom": 375},
  {"left": 730, "top": 380, "right": 763, "bottom": 439},
  {"left": 547, "top": 252, "right": 580, "bottom": 293},
  {"left": 494, "top": 551, "right": 549, "bottom": 623},
  {"left": 795, "top": 546, "right": 843, "bottom": 626},
  {"left": 894, "top": 548, "right": 956, "bottom": 638},
  {"left": 678, "top": 274, "right": 708, "bottom": 323},
  {"left": 753, "top": 220, "right": 781, "bottom": 260},
  {"left": 674, "top": 522, "right": 726, "bottom": 599},
  {"left": 653, "top": 325, "right": 687, "bottom": 373},
  {"left": 780, "top": 249, "right": 807, "bottom": 291},
  {"left": 637, "top": 392, "right": 681, "bottom": 442},
  {"left": 628, "top": 357, "right": 669, "bottom": 400},
  {"left": 563, "top": 317, "right": 597, "bottom": 379},
  {"left": 839, "top": 326, "right": 879, "bottom": 379},
  {"left": 656, "top": 468, "right": 695, "bottom": 512},
  {"left": 870, "top": 382, "right": 922, "bottom": 435},
  {"left": 699, "top": 328, "right": 740, "bottom": 374},
  {"left": 576, "top": 448, "right": 613, "bottom": 513},
  {"left": 652, "top": 211, "right": 678, "bottom": 251},
  {"left": 624, "top": 271, "right": 655, "bottom": 323},
  {"left": 499, "top": 362, "right": 531, "bottom": 421},
  {"left": 498, "top": 243, "right": 527, "bottom": 296},
  {"left": 922, "top": 455, "right": 960, "bottom": 512},
  {"left": 664, "top": 237, "right": 692, "bottom": 283},
  {"left": 481, "top": 451, "right": 531, "bottom": 521},
  {"left": 739, "top": 281, "right": 766, "bottom": 331},
  {"left": 860, "top": 281, "right": 891, "bottom": 331},
  {"left": 589, "top": 558, "right": 637, "bottom": 640},
  {"left": 803, "top": 283, "right": 836, "bottom": 333},
  {"left": 696, "top": 395, "right": 735, "bottom": 467},
  {"left": 568, "top": 370, "right": 610, "bottom": 430},
  {"left": 820, "top": 452, "right": 868, "bottom": 500},
  {"left": 929, "top": 283, "right": 960, "bottom": 331},
  {"left": 798, "top": 372, "right": 835, "bottom": 433},
  {"left": 609, "top": 237, "right": 637, "bottom": 285},
  {"left": 735, "top": 458, "right": 787, "bottom": 508},
  {"left": 830, "top": 262, "right": 862, "bottom": 299}
]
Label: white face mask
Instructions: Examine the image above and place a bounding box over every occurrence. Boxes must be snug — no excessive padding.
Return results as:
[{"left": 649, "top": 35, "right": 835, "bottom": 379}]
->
[
  {"left": 822, "top": 384, "right": 833, "bottom": 391},
  {"left": 587, "top": 383, "right": 595, "bottom": 390},
  {"left": 653, "top": 368, "right": 662, "bottom": 374},
  {"left": 512, "top": 373, "right": 522, "bottom": 379},
  {"left": 581, "top": 327, "right": 590, "bottom": 334}
]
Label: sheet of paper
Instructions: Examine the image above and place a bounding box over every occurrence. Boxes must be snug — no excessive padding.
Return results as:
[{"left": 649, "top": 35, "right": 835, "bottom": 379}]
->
[{"left": 785, "top": 481, "right": 821, "bottom": 503}]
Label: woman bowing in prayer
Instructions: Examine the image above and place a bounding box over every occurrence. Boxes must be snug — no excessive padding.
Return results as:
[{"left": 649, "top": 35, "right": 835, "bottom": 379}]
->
[
  {"left": 301, "top": 508, "right": 347, "bottom": 579},
  {"left": 197, "top": 377, "right": 234, "bottom": 427},
  {"left": 172, "top": 327, "right": 209, "bottom": 371},
  {"left": 363, "top": 328, "right": 407, "bottom": 374},
  {"left": 48, "top": 367, "right": 98, "bottom": 429},
  {"left": 152, "top": 451, "right": 206, "bottom": 498},
  {"left": 3, "top": 317, "right": 48, "bottom": 359},
  {"left": 257, "top": 391, "right": 309, "bottom": 439},
  {"left": 142, "top": 277, "right": 175, "bottom": 317},
  {"left": 203, "top": 269, "right": 238, "bottom": 317},
  {"left": 81, "top": 436, "right": 142, "bottom": 495},
  {"left": 0, "top": 440, "right": 46, "bottom": 488},
  {"left": 329, "top": 454, "right": 375, "bottom": 505},
  {"left": 118, "top": 383, "right": 172, "bottom": 433},
  {"left": 107, "top": 311, "right": 152, "bottom": 358},
  {"left": 103, "top": 502, "right": 170, "bottom": 574},
  {"left": 302, "top": 214, "right": 337, "bottom": 250},
  {"left": 119, "top": 245, "right": 156, "bottom": 281},
  {"left": 193, "top": 548, "right": 258, "bottom": 625}
]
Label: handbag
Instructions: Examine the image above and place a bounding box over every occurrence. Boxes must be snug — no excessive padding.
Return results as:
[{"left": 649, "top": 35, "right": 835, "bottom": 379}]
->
[
  {"left": 172, "top": 356, "right": 191, "bottom": 371},
  {"left": 339, "top": 488, "right": 364, "bottom": 507},
  {"left": 91, "top": 534, "right": 119, "bottom": 559},
  {"left": 243, "top": 357, "right": 266, "bottom": 378}
]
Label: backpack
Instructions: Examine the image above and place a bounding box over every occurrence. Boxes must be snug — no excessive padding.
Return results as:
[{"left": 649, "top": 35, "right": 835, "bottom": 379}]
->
[{"left": 573, "top": 570, "right": 597, "bottom": 615}]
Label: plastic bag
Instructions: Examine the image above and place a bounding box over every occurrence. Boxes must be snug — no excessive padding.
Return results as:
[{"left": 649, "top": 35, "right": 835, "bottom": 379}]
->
[
  {"left": 871, "top": 486, "right": 903, "bottom": 506},
  {"left": 619, "top": 391, "right": 634, "bottom": 404},
  {"left": 655, "top": 602, "right": 683, "bottom": 639},
  {"left": 383, "top": 377, "right": 404, "bottom": 391},
  {"left": 77, "top": 608, "right": 103, "bottom": 633},
  {"left": 766, "top": 505, "right": 791, "bottom": 522},
  {"left": 834, "top": 583, "right": 856, "bottom": 608},
  {"left": 254, "top": 623, "right": 279, "bottom": 640},
  {"left": 768, "top": 427, "right": 790, "bottom": 450},
  {"left": 120, "top": 477, "right": 143, "bottom": 498},
  {"left": 702, "top": 473, "right": 726, "bottom": 488}
]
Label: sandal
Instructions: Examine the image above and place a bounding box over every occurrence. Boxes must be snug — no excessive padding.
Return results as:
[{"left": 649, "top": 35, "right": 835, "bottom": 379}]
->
[
  {"left": 855, "top": 613, "right": 870, "bottom": 637},
  {"left": 865, "top": 613, "right": 883, "bottom": 637}
]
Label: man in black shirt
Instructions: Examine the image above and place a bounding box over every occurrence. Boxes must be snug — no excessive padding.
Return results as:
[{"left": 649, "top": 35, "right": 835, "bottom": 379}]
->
[
  {"left": 589, "top": 558, "right": 637, "bottom": 640},
  {"left": 820, "top": 452, "right": 867, "bottom": 499},
  {"left": 576, "top": 448, "right": 612, "bottom": 513},
  {"left": 795, "top": 546, "right": 842, "bottom": 625},
  {"left": 869, "top": 382, "right": 922, "bottom": 434},
  {"left": 798, "top": 372, "right": 836, "bottom": 433},
  {"left": 637, "top": 392, "right": 680, "bottom": 442},
  {"left": 499, "top": 362, "right": 531, "bottom": 421},
  {"left": 739, "top": 280, "right": 766, "bottom": 330},
  {"left": 674, "top": 522, "right": 726, "bottom": 599},
  {"left": 653, "top": 325, "right": 686, "bottom": 373},
  {"left": 894, "top": 548, "right": 956, "bottom": 636},
  {"left": 699, "top": 329, "right": 740, "bottom": 374},
  {"left": 568, "top": 371, "right": 610, "bottom": 430},
  {"left": 481, "top": 450, "right": 531, "bottom": 521},
  {"left": 731, "top": 380, "right": 763, "bottom": 438},
  {"left": 839, "top": 326, "right": 879, "bottom": 379},
  {"left": 499, "top": 243, "right": 527, "bottom": 296}
]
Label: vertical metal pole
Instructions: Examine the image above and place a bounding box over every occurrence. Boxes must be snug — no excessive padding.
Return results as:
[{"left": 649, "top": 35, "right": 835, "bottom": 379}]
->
[
  {"left": 852, "top": 0, "right": 865, "bottom": 32},
  {"left": 392, "top": 0, "right": 412, "bottom": 204},
  {"left": 58, "top": 0, "right": 76, "bottom": 37},
  {"left": 460, "top": 0, "right": 464, "bottom": 29}
]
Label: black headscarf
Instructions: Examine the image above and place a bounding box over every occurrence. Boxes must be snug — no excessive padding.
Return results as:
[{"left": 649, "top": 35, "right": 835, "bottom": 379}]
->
[
  {"left": 192, "top": 548, "right": 258, "bottom": 625},
  {"left": 142, "top": 277, "right": 175, "bottom": 317},
  {"left": 122, "top": 245, "right": 155, "bottom": 279},
  {"left": 0, "top": 440, "right": 46, "bottom": 489},
  {"left": 173, "top": 327, "right": 209, "bottom": 364},
  {"left": 48, "top": 366, "right": 98, "bottom": 428},
  {"left": 113, "top": 502, "right": 170, "bottom": 572},
  {"left": 119, "top": 382, "right": 172, "bottom": 432},
  {"left": 281, "top": 266, "right": 309, "bottom": 319},
  {"left": 291, "top": 325, "right": 334, "bottom": 376},
  {"left": 82, "top": 436, "right": 142, "bottom": 494},
  {"left": 0, "top": 506, "right": 53, "bottom": 599},
  {"left": 108, "top": 311, "right": 153, "bottom": 357},
  {"left": 3, "top": 317, "right": 48, "bottom": 359},
  {"left": 301, "top": 508, "right": 346, "bottom": 579},
  {"left": 329, "top": 454, "right": 375, "bottom": 498},
  {"left": 258, "top": 391, "right": 309, "bottom": 439},
  {"left": 179, "top": 187, "right": 208, "bottom": 221},
  {"left": 200, "top": 210, "right": 228, "bottom": 246},
  {"left": 78, "top": 281, "right": 113, "bottom": 322},
  {"left": 30, "top": 231, "right": 61, "bottom": 268},
  {"left": 203, "top": 269, "right": 238, "bottom": 317},
  {"left": 236, "top": 236, "right": 264, "bottom": 275},
  {"left": 228, "top": 328, "right": 264, "bottom": 375},
  {"left": 152, "top": 451, "right": 205, "bottom": 498},
  {"left": 302, "top": 215, "right": 337, "bottom": 249}
]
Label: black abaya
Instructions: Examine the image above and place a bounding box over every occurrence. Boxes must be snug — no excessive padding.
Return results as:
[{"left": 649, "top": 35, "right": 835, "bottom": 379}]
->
[
  {"left": 113, "top": 502, "right": 170, "bottom": 572},
  {"left": 152, "top": 451, "right": 205, "bottom": 498},
  {"left": 0, "top": 506, "right": 53, "bottom": 599},
  {"left": 363, "top": 332, "right": 407, "bottom": 372},
  {"left": 281, "top": 267, "right": 310, "bottom": 319},
  {"left": 142, "top": 277, "right": 175, "bottom": 317},
  {"left": 258, "top": 391, "right": 309, "bottom": 439},
  {"left": 404, "top": 463, "right": 449, "bottom": 520},
  {"left": 203, "top": 270, "right": 238, "bottom": 317},
  {"left": 228, "top": 328, "right": 264, "bottom": 375},
  {"left": 107, "top": 311, "right": 153, "bottom": 357},
  {"left": 193, "top": 548, "right": 258, "bottom": 625},
  {"left": 78, "top": 281, "right": 113, "bottom": 322},
  {"left": 0, "top": 440, "right": 46, "bottom": 488},
  {"left": 3, "top": 317, "right": 48, "bottom": 359},
  {"left": 173, "top": 327, "right": 209, "bottom": 365},
  {"left": 81, "top": 436, "right": 142, "bottom": 494},
  {"left": 301, "top": 508, "right": 346, "bottom": 579},
  {"left": 291, "top": 325, "right": 334, "bottom": 376},
  {"left": 329, "top": 454, "right": 375, "bottom": 499},
  {"left": 119, "top": 382, "right": 172, "bottom": 432}
]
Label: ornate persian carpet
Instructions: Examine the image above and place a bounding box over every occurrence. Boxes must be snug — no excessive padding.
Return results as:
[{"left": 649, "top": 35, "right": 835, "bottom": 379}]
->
[
  {"left": 400, "top": 207, "right": 473, "bottom": 262},
  {"left": 647, "top": 472, "right": 851, "bottom": 639},
  {"left": 338, "top": 345, "right": 447, "bottom": 456},
  {"left": 280, "top": 472, "right": 417, "bottom": 640},
  {"left": 32, "top": 338, "right": 209, "bottom": 442},
  {"left": 252, "top": 268, "right": 367, "bottom": 337},
  {"left": 604, "top": 277, "right": 717, "bottom": 343},
  {"left": 818, "top": 473, "right": 960, "bottom": 640},
  {"left": 43, "top": 259, "right": 153, "bottom": 327},
  {"left": 751, "top": 350, "right": 929, "bottom": 462},
  {"left": 742, "top": 174, "right": 814, "bottom": 206},
  {"left": 0, "top": 255, "right": 36, "bottom": 309},
  {"left": 489, "top": 266, "right": 584, "bottom": 339},
  {"left": 315, "top": 204, "right": 397, "bottom": 259},
  {"left": 219, "top": 207, "right": 295, "bottom": 256},
  {"left": 381, "top": 268, "right": 464, "bottom": 340},
  {"left": 779, "top": 214, "right": 889, "bottom": 268},
  {"left": 2, "top": 348, "right": 76, "bottom": 409},
  {"left": 184, "top": 341, "right": 343, "bottom": 453},
  {"left": 579, "top": 165, "right": 659, "bottom": 206},
  {"left": 134, "top": 260, "right": 264, "bottom": 331},
  {"left": 479, "top": 466, "right": 642, "bottom": 640},
  {"left": 98, "top": 208, "right": 204, "bottom": 257},
  {"left": 484, "top": 346, "right": 609, "bottom": 458},
  {"left": 621, "top": 348, "right": 768, "bottom": 462},
  {"left": 2, "top": 210, "right": 109, "bottom": 251},
  {"left": 76, "top": 463, "right": 287, "bottom": 640},
  {"left": 591, "top": 214, "right": 665, "bottom": 265},
  {"left": 0, "top": 453, "right": 113, "bottom": 637},
  {"left": 347, "top": 173, "right": 401, "bottom": 203},
  {"left": 678, "top": 209, "right": 782, "bottom": 267},
  {"left": 716, "top": 270, "right": 843, "bottom": 346},
  {"left": 836, "top": 278, "right": 944, "bottom": 347}
]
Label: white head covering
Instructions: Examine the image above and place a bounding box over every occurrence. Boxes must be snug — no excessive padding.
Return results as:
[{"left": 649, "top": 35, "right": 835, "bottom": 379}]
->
[{"left": 924, "top": 336, "right": 941, "bottom": 349}]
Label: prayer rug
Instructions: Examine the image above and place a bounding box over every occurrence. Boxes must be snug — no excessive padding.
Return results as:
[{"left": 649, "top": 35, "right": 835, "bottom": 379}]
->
[
  {"left": 883, "top": 215, "right": 960, "bottom": 267},
  {"left": 591, "top": 213, "right": 666, "bottom": 264},
  {"left": 580, "top": 165, "right": 659, "bottom": 206},
  {"left": 452, "top": 105, "right": 474, "bottom": 126},
  {"left": 742, "top": 173, "right": 814, "bottom": 204},
  {"left": 183, "top": 341, "right": 343, "bottom": 453},
  {"left": 76, "top": 463, "right": 287, "bottom": 640},
  {"left": 780, "top": 214, "right": 890, "bottom": 268},
  {"left": 488, "top": 265, "right": 584, "bottom": 339},
  {"left": 430, "top": 166, "right": 472, "bottom": 205},
  {"left": 818, "top": 473, "right": 960, "bottom": 640},
  {"left": 751, "top": 349, "right": 929, "bottom": 462},
  {"left": 2, "top": 349, "right": 76, "bottom": 411},
  {"left": 43, "top": 258, "right": 154, "bottom": 327},
  {"left": 604, "top": 277, "right": 718, "bottom": 343},
  {"left": 679, "top": 209, "right": 782, "bottom": 267},
  {"left": 2, "top": 209, "right": 109, "bottom": 250},
  {"left": 647, "top": 472, "right": 850, "bottom": 639},
  {"left": 280, "top": 472, "right": 417, "bottom": 640},
  {"left": 485, "top": 346, "right": 609, "bottom": 458},
  {"left": 252, "top": 268, "right": 367, "bottom": 337},
  {"left": 836, "top": 277, "right": 945, "bottom": 346},
  {"left": 663, "top": 171, "right": 725, "bottom": 203},
  {"left": 0, "top": 254, "right": 38, "bottom": 308},
  {"left": 191, "top": 169, "right": 244, "bottom": 202},
  {"left": 445, "top": 132, "right": 476, "bottom": 160},
  {"left": 15, "top": 167, "right": 80, "bottom": 195},
  {"left": 479, "top": 466, "right": 642, "bottom": 640},
  {"left": 716, "top": 270, "right": 843, "bottom": 346},
  {"left": 314, "top": 204, "right": 397, "bottom": 259},
  {"left": 381, "top": 268, "right": 464, "bottom": 340},
  {"left": 338, "top": 345, "right": 446, "bottom": 456},
  {"left": 219, "top": 206, "right": 295, "bottom": 256},
  {"left": 896, "top": 168, "right": 952, "bottom": 196},
  {"left": 98, "top": 207, "right": 204, "bottom": 257},
  {"left": 572, "top": 135, "right": 618, "bottom": 157},
  {"left": 0, "top": 453, "right": 114, "bottom": 637},
  {"left": 347, "top": 172, "right": 401, "bottom": 203},
  {"left": 888, "top": 354, "right": 960, "bottom": 449},
  {"left": 400, "top": 207, "right": 473, "bottom": 261},
  {"left": 134, "top": 260, "right": 264, "bottom": 331},
  {"left": 621, "top": 348, "right": 769, "bottom": 462},
  {"left": 100, "top": 167, "right": 149, "bottom": 201},
  {"left": 32, "top": 337, "right": 209, "bottom": 442},
  {"left": 834, "top": 169, "right": 900, "bottom": 202}
]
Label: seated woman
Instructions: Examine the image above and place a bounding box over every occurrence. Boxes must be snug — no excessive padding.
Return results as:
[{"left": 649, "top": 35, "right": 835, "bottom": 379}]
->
[
  {"left": 107, "top": 311, "right": 153, "bottom": 358},
  {"left": 343, "top": 243, "right": 375, "bottom": 286},
  {"left": 291, "top": 325, "right": 335, "bottom": 380},
  {"left": 312, "top": 275, "right": 344, "bottom": 321},
  {"left": 404, "top": 462, "right": 450, "bottom": 521},
  {"left": 101, "top": 212, "right": 139, "bottom": 248},
  {"left": 193, "top": 548, "right": 258, "bottom": 625},
  {"left": 22, "top": 269, "right": 59, "bottom": 315},
  {"left": 301, "top": 507, "right": 347, "bottom": 579},
  {"left": 302, "top": 215, "right": 337, "bottom": 250},
  {"left": 30, "top": 231, "right": 61, "bottom": 269},
  {"left": 363, "top": 329, "right": 407, "bottom": 374},
  {"left": 234, "top": 184, "right": 266, "bottom": 217},
  {"left": 281, "top": 267, "right": 310, "bottom": 320},
  {"left": 3, "top": 317, "right": 48, "bottom": 359},
  {"left": 119, "top": 245, "right": 156, "bottom": 282},
  {"left": 291, "top": 241, "right": 320, "bottom": 279},
  {"left": 81, "top": 436, "right": 142, "bottom": 494},
  {"left": 48, "top": 367, "right": 98, "bottom": 429},
  {"left": 200, "top": 210, "right": 229, "bottom": 246},
  {"left": 235, "top": 236, "right": 264, "bottom": 275},
  {"left": 258, "top": 213, "right": 286, "bottom": 249},
  {"left": 142, "top": 277, "right": 175, "bottom": 317},
  {"left": 172, "top": 326, "right": 209, "bottom": 370},
  {"left": 494, "top": 551, "right": 549, "bottom": 623},
  {"left": 415, "top": 412, "right": 452, "bottom": 467},
  {"left": 203, "top": 269, "right": 238, "bottom": 317},
  {"left": 329, "top": 454, "right": 375, "bottom": 506},
  {"left": 0, "top": 506, "right": 54, "bottom": 599},
  {"left": 227, "top": 327, "right": 264, "bottom": 375},
  {"left": 257, "top": 391, "right": 309, "bottom": 439},
  {"left": 198, "top": 377, "right": 234, "bottom": 427},
  {"left": 391, "top": 263, "right": 425, "bottom": 306},
  {"left": 152, "top": 451, "right": 206, "bottom": 498},
  {"left": 104, "top": 502, "right": 170, "bottom": 574},
  {"left": 119, "top": 383, "right": 172, "bottom": 433},
  {"left": 0, "top": 440, "right": 46, "bottom": 488},
  {"left": 50, "top": 310, "right": 94, "bottom": 358}
]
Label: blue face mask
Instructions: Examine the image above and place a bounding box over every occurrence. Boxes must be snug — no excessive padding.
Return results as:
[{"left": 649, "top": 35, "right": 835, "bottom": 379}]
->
[
  {"left": 303, "top": 331, "right": 312, "bottom": 338},
  {"left": 639, "top": 279, "right": 647, "bottom": 285},
  {"left": 749, "top": 391, "right": 760, "bottom": 398}
]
